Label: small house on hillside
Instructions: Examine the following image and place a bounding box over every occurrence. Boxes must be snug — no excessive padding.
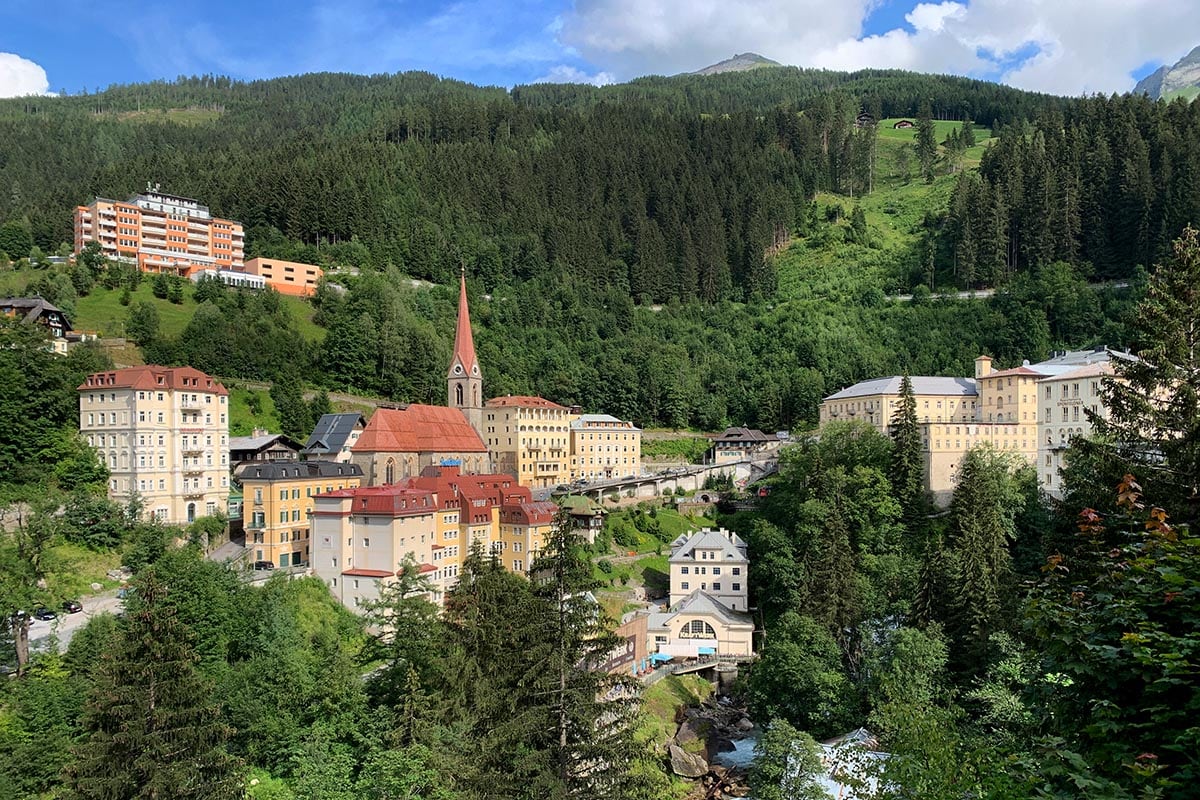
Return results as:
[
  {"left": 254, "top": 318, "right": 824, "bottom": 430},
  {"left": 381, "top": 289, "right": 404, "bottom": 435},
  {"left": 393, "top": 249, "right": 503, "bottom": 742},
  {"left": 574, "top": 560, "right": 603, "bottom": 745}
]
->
[
  {"left": 229, "top": 429, "right": 302, "bottom": 468},
  {"left": 855, "top": 112, "right": 876, "bottom": 129},
  {"left": 893, "top": 119, "right": 915, "bottom": 129}
]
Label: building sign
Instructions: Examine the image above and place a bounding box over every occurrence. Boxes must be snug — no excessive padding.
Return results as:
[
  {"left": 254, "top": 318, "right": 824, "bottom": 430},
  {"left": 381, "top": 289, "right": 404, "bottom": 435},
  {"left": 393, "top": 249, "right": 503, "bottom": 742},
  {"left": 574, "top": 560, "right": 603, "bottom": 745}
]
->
[{"left": 596, "top": 635, "right": 637, "bottom": 673}]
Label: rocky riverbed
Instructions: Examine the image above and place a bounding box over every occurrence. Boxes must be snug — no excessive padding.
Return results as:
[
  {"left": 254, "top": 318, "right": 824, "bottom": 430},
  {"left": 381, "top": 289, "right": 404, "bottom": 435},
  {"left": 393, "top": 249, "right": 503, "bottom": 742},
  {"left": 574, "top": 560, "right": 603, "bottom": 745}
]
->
[{"left": 666, "top": 694, "right": 758, "bottom": 799}]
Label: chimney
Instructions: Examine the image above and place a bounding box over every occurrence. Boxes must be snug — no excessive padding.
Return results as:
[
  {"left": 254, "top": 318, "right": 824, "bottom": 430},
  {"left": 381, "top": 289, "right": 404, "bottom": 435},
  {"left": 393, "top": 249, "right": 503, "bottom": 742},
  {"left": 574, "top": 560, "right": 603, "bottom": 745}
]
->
[{"left": 974, "top": 355, "right": 993, "bottom": 380}]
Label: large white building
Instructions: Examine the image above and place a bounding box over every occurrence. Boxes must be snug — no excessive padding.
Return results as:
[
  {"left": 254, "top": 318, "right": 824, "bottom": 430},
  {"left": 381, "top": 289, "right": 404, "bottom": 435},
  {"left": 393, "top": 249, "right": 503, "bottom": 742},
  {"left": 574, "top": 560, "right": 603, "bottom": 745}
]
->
[{"left": 78, "top": 366, "right": 230, "bottom": 524}]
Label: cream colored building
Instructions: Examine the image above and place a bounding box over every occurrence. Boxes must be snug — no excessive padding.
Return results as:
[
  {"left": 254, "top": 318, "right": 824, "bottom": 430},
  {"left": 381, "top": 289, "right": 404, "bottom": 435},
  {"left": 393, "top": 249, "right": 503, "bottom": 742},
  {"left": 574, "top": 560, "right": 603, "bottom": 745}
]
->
[
  {"left": 311, "top": 465, "right": 556, "bottom": 610},
  {"left": 646, "top": 592, "right": 754, "bottom": 659},
  {"left": 668, "top": 528, "right": 750, "bottom": 611},
  {"left": 821, "top": 349, "right": 1128, "bottom": 502},
  {"left": 569, "top": 414, "right": 641, "bottom": 481},
  {"left": 1037, "top": 362, "right": 1114, "bottom": 496},
  {"left": 484, "top": 396, "right": 576, "bottom": 488},
  {"left": 78, "top": 366, "right": 229, "bottom": 524}
]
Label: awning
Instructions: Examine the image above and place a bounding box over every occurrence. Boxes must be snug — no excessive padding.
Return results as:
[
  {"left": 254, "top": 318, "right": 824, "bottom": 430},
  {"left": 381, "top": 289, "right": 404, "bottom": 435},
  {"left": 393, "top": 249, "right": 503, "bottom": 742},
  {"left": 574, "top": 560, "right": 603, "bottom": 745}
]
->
[
  {"left": 650, "top": 653, "right": 674, "bottom": 664},
  {"left": 698, "top": 647, "right": 716, "bottom": 655}
]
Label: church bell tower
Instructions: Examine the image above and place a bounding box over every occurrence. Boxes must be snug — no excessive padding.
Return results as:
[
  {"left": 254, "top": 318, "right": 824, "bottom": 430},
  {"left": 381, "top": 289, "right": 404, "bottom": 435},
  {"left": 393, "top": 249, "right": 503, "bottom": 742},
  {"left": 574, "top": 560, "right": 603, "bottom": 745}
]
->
[{"left": 448, "top": 268, "right": 484, "bottom": 432}]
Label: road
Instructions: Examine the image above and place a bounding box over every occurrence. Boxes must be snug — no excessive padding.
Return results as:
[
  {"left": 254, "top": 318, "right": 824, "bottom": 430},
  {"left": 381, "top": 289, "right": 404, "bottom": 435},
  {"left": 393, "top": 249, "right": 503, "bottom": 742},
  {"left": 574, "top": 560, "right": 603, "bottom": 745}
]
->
[
  {"left": 886, "top": 280, "right": 1129, "bottom": 303},
  {"left": 28, "top": 591, "right": 125, "bottom": 654}
]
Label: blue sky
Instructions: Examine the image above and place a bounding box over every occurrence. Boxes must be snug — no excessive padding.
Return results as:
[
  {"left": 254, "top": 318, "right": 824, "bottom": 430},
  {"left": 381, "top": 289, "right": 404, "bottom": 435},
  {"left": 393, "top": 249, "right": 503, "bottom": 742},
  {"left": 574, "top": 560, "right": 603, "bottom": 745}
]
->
[{"left": 1, "top": 0, "right": 1196, "bottom": 98}]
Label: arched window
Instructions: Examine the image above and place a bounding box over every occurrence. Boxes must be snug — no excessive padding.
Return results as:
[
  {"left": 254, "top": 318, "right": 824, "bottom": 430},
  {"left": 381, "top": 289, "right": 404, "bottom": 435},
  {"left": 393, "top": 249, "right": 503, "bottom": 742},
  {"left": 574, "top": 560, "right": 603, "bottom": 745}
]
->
[
  {"left": 385, "top": 458, "right": 395, "bottom": 484},
  {"left": 681, "top": 619, "right": 716, "bottom": 639},
  {"left": 455, "top": 384, "right": 464, "bottom": 406},
  {"left": 472, "top": 386, "right": 479, "bottom": 406},
  {"left": 187, "top": 503, "right": 196, "bottom": 523}
]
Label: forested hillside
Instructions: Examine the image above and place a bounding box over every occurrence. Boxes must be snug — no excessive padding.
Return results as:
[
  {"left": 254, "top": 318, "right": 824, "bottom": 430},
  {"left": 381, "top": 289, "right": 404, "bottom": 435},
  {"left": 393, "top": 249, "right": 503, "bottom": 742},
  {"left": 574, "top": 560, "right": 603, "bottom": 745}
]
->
[{"left": 0, "top": 69, "right": 1197, "bottom": 429}]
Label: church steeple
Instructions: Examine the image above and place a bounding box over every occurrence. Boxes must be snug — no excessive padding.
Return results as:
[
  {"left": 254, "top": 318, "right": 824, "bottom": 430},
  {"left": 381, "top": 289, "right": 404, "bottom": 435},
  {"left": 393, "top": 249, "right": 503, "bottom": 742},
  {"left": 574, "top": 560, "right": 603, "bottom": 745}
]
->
[{"left": 448, "top": 269, "right": 483, "bottom": 422}]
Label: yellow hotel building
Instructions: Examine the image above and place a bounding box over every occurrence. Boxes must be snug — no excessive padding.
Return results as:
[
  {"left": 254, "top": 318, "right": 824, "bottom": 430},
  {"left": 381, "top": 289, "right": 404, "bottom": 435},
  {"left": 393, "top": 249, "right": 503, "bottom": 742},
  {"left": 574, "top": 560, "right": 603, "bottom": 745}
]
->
[
  {"left": 484, "top": 395, "right": 575, "bottom": 488},
  {"left": 569, "top": 413, "right": 641, "bottom": 481},
  {"left": 237, "top": 461, "right": 363, "bottom": 567}
]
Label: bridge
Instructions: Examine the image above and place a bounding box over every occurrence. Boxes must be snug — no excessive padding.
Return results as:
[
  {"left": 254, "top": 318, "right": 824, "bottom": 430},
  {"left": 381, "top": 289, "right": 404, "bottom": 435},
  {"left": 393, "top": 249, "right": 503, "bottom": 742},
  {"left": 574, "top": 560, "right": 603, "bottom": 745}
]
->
[{"left": 550, "top": 455, "right": 779, "bottom": 503}]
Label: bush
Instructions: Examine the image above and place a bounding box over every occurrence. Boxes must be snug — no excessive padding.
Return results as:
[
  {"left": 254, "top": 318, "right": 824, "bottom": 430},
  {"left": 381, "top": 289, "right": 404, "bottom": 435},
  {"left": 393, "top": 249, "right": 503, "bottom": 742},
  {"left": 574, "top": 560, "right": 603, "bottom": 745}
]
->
[{"left": 597, "top": 560, "right": 614, "bottom": 574}]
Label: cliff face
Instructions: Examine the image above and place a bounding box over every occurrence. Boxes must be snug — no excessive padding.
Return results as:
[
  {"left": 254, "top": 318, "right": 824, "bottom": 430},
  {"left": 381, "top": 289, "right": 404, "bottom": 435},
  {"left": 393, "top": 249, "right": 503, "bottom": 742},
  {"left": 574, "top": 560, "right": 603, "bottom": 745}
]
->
[{"left": 1134, "top": 45, "right": 1200, "bottom": 98}]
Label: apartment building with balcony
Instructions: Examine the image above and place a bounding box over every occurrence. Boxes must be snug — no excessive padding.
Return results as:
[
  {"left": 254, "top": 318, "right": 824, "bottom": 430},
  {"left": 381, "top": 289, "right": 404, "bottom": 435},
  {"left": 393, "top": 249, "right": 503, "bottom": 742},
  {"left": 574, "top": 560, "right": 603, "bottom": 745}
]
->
[
  {"left": 73, "top": 185, "right": 244, "bottom": 277},
  {"left": 484, "top": 395, "right": 575, "bottom": 488},
  {"left": 78, "top": 366, "right": 230, "bottom": 524},
  {"left": 237, "top": 460, "right": 363, "bottom": 568}
]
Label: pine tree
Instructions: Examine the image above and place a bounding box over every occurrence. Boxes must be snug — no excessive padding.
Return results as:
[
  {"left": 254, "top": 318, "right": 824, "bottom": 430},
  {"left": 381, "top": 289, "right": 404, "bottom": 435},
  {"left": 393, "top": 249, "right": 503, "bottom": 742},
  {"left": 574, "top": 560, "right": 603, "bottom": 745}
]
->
[
  {"left": 64, "top": 570, "right": 243, "bottom": 800},
  {"left": 890, "top": 374, "right": 928, "bottom": 539},
  {"left": 1091, "top": 226, "right": 1200, "bottom": 522},
  {"left": 529, "top": 511, "right": 640, "bottom": 800}
]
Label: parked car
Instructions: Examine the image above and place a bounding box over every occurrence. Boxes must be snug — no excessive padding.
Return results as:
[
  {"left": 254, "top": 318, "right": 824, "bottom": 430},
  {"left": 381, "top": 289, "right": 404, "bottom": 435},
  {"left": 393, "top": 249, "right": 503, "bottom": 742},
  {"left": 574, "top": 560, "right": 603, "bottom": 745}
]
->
[
  {"left": 252, "top": 560, "right": 276, "bottom": 571},
  {"left": 62, "top": 600, "right": 83, "bottom": 614},
  {"left": 33, "top": 607, "right": 57, "bottom": 621}
]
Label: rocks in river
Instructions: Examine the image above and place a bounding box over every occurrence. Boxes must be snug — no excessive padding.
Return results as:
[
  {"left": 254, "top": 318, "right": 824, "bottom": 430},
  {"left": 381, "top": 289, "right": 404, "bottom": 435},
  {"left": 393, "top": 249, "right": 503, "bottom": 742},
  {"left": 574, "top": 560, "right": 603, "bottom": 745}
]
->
[
  {"left": 669, "top": 743, "right": 709, "bottom": 778},
  {"left": 675, "top": 717, "right": 711, "bottom": 746},
  {"left": 735, "top": 717, "right": 755, "bottom": 732}
]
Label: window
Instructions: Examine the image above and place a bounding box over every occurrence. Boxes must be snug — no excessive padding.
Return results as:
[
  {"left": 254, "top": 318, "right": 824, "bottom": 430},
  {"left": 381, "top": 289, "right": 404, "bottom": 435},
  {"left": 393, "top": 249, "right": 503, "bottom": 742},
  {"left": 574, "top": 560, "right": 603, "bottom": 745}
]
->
[
  {"left": 732, "top": 583, "right": 741, "bottom": 591},
  {"left": 681, "top": 582, "right": 689, "bottom": 590},
  {"left": 681, "top": 566, "right": 689, "bottom": 575},
  {"left": 713, "top": 567, "right": 721, "bottom": 575},
  {"left": 712, "top": 583, "right": 721, "bottom": 591},
  {"left": 732, "top": 567, "right": 741, "bottom": 575},
  {"left": 280, "top": 489, "right": 288, "bottom": 500},
  {"left": 363, "top": 538, "right": 370, "bottom": 547},
  {"left": 279, "top": 511, "right": 287, "bottom": 523}
]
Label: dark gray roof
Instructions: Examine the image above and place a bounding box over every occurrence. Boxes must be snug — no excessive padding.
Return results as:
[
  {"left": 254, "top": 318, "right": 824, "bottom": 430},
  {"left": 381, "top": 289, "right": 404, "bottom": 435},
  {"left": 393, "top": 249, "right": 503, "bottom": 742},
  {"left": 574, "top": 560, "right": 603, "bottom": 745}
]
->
[
  {"left": 1, "top": 296, "right": 72, "bottom": 329},
  {"left": 302, "top": 413, "right": 367, "bottom": 456},
  {"left": 711, "top": 426, "right": 772, "bottom": 444},
  {"left": 669, "top": 528, "right": 748, "bottom": 562},
  {"left": 649, "top": 590, "right": 754, "bottom": 628},
  {"left": 825, "top": 376, "right": 976, "bottom": 401},
  {"left": 235, "top": 460, "right": 362, "bottom": 482}
]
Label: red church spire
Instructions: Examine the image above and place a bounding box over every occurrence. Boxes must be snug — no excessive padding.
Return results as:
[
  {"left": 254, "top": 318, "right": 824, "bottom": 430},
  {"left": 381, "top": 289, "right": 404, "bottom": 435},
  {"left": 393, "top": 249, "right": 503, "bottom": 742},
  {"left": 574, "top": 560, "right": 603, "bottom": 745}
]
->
[{"left": 449, "top": 268, "right": 479, "bottom": 378}]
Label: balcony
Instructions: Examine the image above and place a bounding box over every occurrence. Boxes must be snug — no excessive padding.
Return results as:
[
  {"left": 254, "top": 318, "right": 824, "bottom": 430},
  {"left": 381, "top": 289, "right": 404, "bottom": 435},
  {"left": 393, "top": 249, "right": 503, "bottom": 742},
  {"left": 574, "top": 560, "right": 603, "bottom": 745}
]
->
[
  {"left": 183, "top": 466, "right": 204, "bottom": 476},
  {"left": 180, "top": 398, "right": 202, "bottom": 410},
  {"left": 183, "top": 490, "right": 205, "bottom": 500},
  {"left": 181, "top": 446, "right": 204, "bottom": 457}
]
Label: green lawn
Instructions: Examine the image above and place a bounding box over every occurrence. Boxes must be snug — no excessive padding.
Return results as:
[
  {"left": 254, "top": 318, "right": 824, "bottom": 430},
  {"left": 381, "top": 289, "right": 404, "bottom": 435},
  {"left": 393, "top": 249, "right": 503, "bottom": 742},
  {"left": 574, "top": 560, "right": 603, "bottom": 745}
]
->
[
  {"left": 70, "top": 281, "right": 324, "bottom": 342},
  {"left": 228, "top": 386, "right": 283, "bottom": 436},
  {"left": 642, "top": 436, "right": 710, "bottom": 463},
  {"left": 41, "top": 542, "right": 125, "bottom": 600}
]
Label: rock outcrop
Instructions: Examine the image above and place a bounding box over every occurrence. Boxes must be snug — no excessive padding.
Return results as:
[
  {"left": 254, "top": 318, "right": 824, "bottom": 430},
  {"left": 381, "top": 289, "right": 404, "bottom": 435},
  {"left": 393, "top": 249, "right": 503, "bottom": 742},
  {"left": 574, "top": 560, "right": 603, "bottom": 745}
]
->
[
  {"left": 669, "top": 743, "right": 709, "bottom": 778},
  {"left": 691, "top": 53, "right": 781, "bottom": 76},
  {"left": 1135, "top": 45, "right": 1200, "bottom": 99}
]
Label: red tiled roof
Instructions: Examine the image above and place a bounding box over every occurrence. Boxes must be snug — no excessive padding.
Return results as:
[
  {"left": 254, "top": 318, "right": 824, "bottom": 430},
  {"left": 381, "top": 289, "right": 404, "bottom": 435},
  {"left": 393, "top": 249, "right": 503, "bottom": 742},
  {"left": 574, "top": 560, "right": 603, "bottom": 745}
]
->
[
  {"left": 448, "top": 272, "right": 479, "bottom": 378},
  {"left": 501, "top": 500, "right": 558, "bottom": 525},
  {"left": 323, "top": 485, "right": 439, "bottom": 516},
  {"left": 419, "top": 563, "right": 437, "bottom": 574},
  {"left": 78, "top": 365, "right": 228, "bottom": 395},
  {"left": 342, "top": 569, "right": 395, "bottom": 578},
  {"left": 403, "top": 465, "right": 530, "bottom": 510},
  {"left": 353, "top": 404, "right": 487, "bottom": 453},
  {"left": 485, "top": 395, "right": 567, "bottom": 409}
]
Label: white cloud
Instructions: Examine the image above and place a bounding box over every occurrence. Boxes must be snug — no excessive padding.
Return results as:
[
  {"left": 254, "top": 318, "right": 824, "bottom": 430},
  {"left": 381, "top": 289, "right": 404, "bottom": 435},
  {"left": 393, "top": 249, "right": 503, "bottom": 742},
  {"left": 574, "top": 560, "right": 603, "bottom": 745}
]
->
[
  {"left": 533, "top": 65, "right": 616, "bottom": 85},
  {"left": 557, "top": 0, "right": 1200, "bottom": 95},
  {"left": 0, "top": 52, "right": 51, "bottom": 98}
]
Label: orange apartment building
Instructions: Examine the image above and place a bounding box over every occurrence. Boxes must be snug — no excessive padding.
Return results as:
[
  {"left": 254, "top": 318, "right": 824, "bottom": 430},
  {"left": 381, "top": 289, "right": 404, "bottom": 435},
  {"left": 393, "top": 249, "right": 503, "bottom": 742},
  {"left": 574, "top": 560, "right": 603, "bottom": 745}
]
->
[
  {"left": 74, "top": 186, "right": 243, "bottom": 277},
  {"left": 242, "top": 257, "right": 323, "bottom": 297}
]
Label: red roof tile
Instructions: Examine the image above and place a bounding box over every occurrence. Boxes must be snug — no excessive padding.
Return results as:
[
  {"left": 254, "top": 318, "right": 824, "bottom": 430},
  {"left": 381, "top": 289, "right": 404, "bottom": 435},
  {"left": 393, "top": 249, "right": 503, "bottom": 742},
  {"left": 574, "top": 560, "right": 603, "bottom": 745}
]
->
[
  {"left": 419, "top": 563, "right": 437, "bottom": 574},
  {"left": 342, "top": 569, "right": 395, "bottom": 578},
  {"left": 78, "top": 365, "right": 228, "bottom": 395},
  {"left": 353, "top": 404, "right": 487, "bottom": 453},
  {"left": 485, "top": 395, "right": 567, "bottom": 409},
  {"left": 982, "top": 366, "right": 1045, "bottom": 379},
  {"left": 324, "top": 485, "right": 439, "bottom": 516}
]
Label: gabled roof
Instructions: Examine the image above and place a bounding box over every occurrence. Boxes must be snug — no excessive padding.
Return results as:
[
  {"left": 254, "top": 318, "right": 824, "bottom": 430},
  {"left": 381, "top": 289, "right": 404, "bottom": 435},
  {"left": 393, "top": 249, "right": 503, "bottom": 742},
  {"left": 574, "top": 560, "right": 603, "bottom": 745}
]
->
[
  {"left": 501, "top": 500, "right": 559, "bottom": 525},
  {"left": 711, "top": 426, "right": 772, "bottom": 443},
  {"left": 669, "top": 528, "right": 748, "bottom": 562},
  {"left": 229, "top": 433, "right": 302, "bottom": 454},
  {"left": 1038, "top": 362, "right": 1115, "bottom": 381},
  {"left": 303, "top": 413, "right": 367, "bottom": 455},
  {"left": 825, "top": 376, "right": 977, "bottom": 401},
  {"left": 485, "top": 395, "right": 567, "bottom": 409},
  {"left": 559, "top": 495, "right": 606, "bottom": 515},
  {"left": 78, "top": 366, "right": 228, "bottom": 395},
  {"left": 649, "top": 590, "right": 753, "bottom": 628},
  {"left": 448, "top": 271, "right": 479, "bottom": 379},
  {"left": 1, "top": 296, "right": 72, "bottom": 329},
  {"left": 352, "top": 405, "right": 487, "bottom": 454},
  {"left": 981, "top": 365, "right": 1047, "bottom": 379}
]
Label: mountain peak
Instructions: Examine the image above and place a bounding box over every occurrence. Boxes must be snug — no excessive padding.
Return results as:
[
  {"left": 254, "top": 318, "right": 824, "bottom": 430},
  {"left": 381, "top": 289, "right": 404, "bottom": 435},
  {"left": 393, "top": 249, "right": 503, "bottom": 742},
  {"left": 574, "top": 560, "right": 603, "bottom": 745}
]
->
[
  {"left": 1134, "top": 44, "right": 1200, "bottom": 99},
  {"left": 691, "top": 53, "right": 781, "bottom": 76}
]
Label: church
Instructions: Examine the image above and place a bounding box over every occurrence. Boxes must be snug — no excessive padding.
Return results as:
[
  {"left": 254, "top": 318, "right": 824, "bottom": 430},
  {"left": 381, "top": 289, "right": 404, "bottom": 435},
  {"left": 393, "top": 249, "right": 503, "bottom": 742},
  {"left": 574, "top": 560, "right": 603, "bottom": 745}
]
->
[{"left": 349, "top": 270, "right": 493, "bottom": 484}]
